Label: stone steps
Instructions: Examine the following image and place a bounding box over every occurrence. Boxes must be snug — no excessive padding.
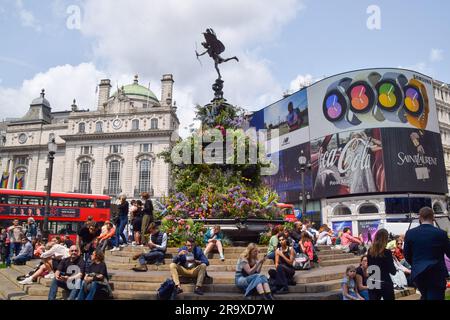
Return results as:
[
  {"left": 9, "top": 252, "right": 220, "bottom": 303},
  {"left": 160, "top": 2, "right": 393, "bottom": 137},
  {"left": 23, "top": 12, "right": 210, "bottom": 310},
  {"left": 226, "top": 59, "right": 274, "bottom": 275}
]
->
[
  {"left": 0, "top": 245, "right": 416, "bottom": 301},
  {"left": 112, "top": 289, "right": 343, "bottom": 300},
  {"left": 109, "top": 279, "right": 343, "bottom": 294}
]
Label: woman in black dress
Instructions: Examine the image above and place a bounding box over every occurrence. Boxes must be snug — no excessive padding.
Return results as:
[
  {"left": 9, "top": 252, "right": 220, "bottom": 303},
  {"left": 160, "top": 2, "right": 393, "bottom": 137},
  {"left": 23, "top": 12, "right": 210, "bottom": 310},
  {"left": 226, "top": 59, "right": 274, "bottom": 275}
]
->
[
  {"left": 367, "top": 228, "right": 397, "bottom": 300},
  {"left": 273, "top": 234, "right": 296, "bottom": 294}
]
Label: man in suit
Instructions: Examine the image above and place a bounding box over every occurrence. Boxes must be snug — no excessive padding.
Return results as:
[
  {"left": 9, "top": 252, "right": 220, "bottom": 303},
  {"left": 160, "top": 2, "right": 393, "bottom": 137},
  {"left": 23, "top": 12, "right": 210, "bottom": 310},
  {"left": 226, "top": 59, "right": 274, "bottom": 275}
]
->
[{"left": 404, "top": 207, "right": 450, "bottom": 300}]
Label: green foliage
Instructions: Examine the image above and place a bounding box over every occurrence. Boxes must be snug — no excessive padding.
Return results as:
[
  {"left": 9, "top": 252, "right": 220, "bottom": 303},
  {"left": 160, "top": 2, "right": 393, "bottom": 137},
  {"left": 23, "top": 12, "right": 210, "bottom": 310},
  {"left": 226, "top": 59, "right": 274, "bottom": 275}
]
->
[
  {"left": 159, "top": 94, "right": 282, "bottom": 221},
  {"left": 160, "top": 216, "right": 206, "bottom": 247},
  {"left": 258, "top": 222, "right": 296, "bottom": 245}
]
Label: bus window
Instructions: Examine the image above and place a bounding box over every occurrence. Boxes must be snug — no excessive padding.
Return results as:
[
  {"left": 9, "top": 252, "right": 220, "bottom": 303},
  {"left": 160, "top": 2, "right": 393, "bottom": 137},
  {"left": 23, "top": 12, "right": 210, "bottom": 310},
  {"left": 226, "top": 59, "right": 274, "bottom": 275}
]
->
[
  {"left": 56, "top": 222, "right": 79, "bottom": 235},
  {"left": 78, "top": 200, "right": 94, "bottom": 208},
  {"left": 57, "top": 199, "right": 74, "bottom": 207},
  {"left": 0, "top": 196, "right": 7, "bottom": 204},
  {"left": 22, "top": 196, "right": 42, "bottom": 205},
  {"left": 7, "top": 196, "right": 21, "bottom": 205},
  {"left": 95, "top": 200, "right": 109, "bottom": 208}
]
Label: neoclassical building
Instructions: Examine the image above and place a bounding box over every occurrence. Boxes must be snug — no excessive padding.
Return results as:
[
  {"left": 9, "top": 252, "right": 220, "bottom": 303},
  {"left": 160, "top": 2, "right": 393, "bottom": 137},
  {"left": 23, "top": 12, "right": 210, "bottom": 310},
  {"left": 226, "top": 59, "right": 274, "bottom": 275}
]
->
[{"left": 0, "top": 74, "right": 179, "bottom": 200}]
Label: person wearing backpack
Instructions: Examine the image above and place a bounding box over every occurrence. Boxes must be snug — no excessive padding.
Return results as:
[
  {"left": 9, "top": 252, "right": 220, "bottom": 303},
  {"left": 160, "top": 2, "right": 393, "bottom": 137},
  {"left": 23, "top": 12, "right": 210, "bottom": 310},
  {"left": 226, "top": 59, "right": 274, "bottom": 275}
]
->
[{"left": 169, "top": 238, "right": 209, "bottom": 295}]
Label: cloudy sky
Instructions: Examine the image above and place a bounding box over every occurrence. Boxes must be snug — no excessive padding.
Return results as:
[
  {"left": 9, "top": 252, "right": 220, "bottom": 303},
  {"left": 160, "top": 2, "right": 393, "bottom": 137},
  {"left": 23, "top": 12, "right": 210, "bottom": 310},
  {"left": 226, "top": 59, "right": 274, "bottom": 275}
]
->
[{"left": 1, "top": 0, "right": 449, "bottom": 136}]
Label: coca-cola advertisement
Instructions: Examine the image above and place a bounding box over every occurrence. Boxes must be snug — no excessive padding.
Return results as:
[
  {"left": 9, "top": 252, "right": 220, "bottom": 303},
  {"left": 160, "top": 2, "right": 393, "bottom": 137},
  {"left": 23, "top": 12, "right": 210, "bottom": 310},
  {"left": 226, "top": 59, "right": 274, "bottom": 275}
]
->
[
  {"left": 381, "top": 128, "right": 448, "bottom": 194},
  {"left": 310, "top": 128, "right": 386, "bottom": 198}
]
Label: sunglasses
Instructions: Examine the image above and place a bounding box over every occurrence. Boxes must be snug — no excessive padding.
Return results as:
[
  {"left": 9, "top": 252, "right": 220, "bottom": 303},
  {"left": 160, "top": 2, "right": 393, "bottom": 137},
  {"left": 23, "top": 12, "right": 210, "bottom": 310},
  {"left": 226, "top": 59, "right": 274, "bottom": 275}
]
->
[{"left": 70, "top": 250, "right": 78, "bottom": 252}]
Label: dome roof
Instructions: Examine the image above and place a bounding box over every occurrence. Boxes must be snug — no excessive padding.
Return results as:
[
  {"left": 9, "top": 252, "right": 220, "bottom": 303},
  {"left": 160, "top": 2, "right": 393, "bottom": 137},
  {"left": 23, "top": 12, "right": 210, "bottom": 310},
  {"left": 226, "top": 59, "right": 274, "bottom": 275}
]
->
[
  {"left": 31, "top": 89, "right": 50, "bottom": 108},
  {"left": 114, "top": 75, "right": 159, "bottom": 103}
]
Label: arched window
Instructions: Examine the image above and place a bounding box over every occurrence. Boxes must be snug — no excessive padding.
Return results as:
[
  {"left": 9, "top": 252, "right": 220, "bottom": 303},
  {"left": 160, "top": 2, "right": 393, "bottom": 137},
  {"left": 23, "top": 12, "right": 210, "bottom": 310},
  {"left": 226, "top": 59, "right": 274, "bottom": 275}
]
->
[
  {"left": 359, "top": 204, "right": 379, "bottom": 214},
  {"left": 78, "top": 122, "right": 85, "bottom": 133},
  {"left": 151, "top": 118, "right": 158, "bottom": 129},
  {"left": 132, "top": 119, "right": 140, "bottom": 131},
  {"left": 108, "top": 160, "right": 121, "bottom": 195},
  {"left": 333, "top": 205, "right": 352, "bottom": 216},
  {"left": 79, "top": 162, "right": 91, "bottom": 194},
  {"left": 138, "top": 160, "right": 151, "bottom": 193},
  {"left": 96, "top": 121, "right": 103, "bottom": 133}
]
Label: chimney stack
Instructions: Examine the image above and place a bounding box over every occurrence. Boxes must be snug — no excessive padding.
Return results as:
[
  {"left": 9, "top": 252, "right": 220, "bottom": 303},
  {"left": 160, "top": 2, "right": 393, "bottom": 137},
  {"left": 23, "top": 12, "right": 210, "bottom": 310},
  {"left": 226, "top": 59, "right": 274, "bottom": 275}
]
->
[
  {"left": 161, "top": 74, "right": 174, "bottom": 107},
  {"left": 98, "top": 79, "right": 111, "bottom": 109}
]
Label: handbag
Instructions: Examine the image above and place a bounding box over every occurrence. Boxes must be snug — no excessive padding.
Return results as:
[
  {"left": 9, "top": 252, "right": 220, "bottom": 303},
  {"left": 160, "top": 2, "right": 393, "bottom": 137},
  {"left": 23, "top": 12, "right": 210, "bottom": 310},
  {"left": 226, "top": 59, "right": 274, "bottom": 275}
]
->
[{"left": 293, "top": 253, "right": 311, "bottom": 270}]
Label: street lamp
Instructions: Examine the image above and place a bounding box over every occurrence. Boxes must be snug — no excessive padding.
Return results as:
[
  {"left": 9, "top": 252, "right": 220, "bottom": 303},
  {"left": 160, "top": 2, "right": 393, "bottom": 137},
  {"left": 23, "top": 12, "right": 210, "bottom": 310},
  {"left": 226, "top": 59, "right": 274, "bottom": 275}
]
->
[
  {"left": 43, "top": 138, "right": 57, "bottom": 243},
  {"left": 298, "top": 150, "right": 311, "bottom": 220}
]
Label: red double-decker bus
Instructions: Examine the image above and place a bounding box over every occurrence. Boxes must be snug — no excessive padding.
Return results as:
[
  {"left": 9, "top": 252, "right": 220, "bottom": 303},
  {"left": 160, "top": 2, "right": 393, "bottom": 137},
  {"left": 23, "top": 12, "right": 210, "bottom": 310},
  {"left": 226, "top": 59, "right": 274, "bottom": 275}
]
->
[{"left": 0, "top": 189, "right": 111, "bottom": 241}]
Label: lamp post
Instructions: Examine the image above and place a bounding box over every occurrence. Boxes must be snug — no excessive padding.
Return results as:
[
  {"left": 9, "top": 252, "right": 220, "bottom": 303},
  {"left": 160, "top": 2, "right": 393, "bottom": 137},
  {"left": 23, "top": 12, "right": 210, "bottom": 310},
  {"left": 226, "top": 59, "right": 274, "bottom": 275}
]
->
[
  {"left": 43, "top": 138, "right": 57, "bottom": 243},
  {"left": 298, "top": 150, "right": 311, "bottom": 220}
]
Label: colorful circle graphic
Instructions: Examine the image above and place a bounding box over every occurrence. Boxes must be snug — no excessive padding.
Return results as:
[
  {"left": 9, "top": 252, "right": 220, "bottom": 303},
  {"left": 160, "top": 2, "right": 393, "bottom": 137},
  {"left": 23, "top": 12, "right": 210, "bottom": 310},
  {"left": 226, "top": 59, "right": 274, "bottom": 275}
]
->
[
  {"left": 376, "top": 80, "right": 402, "bottom": 111},
  {"left": 347, "top": 81, "right": 375, "bottom": 113},
  {"left": 403, "top": 85, "right": 424, "bottom": 116},
  {"left": 323, "top": 90, "right": 347, "bottom": 122}
]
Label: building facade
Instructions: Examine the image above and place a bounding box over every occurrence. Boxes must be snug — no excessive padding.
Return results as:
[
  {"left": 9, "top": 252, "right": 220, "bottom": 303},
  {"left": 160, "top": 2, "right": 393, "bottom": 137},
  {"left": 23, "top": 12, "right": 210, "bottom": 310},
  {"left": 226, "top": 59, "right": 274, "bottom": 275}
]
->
[{"left": 0, "top": 74, "right": 179, "bottom": 200}]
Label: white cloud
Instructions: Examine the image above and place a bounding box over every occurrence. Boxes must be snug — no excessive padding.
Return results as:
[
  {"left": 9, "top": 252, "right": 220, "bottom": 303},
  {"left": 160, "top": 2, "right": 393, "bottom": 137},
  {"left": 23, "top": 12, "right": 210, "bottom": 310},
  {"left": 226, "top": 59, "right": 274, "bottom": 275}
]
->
[
  {"left": 1, "top": 0, "right": 305, "bottom": 137},
  {"left": 289, "top": 74, "right": 323, "bottom": 92},
  {"left": 15, "top": 0, "right": 42, "bottom": 32},
  {"left": 78, "top": 0, "right": 303, "bottom": 133},
  {"left": 0, "top": 63, "right": 105, "bottom": 121},
  {"left": 430, "top": 48, "right": 444, "bottom": 62}
]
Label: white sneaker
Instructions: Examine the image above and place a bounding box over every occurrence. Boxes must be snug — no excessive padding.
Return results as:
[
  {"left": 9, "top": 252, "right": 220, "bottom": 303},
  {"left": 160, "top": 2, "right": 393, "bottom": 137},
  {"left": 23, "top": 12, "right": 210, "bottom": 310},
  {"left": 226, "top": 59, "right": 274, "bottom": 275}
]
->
[
  {"left": 19, "top": 277, "right": 34, "bottom": 285},
  {"left": 44, "top": 272, "right": 55, "bottom": 279},
  {"left": 110, "top": 247, "right": 120, "bottom": 252},
  {"left": 120, "top": 244, "right": 128, "bottom": 248},
  {"left": 131, "top": 241, "right": 136, "bottom": 246}
]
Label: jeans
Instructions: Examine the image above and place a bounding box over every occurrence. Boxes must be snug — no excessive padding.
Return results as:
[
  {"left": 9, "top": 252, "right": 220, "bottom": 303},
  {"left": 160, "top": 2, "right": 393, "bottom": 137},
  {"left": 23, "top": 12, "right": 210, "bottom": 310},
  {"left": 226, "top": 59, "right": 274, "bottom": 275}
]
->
[
  {"left": 115, "top": 216, "right": 128, "bottom": 246},
  {"left": 359, "top": 289, "right": 369, "bottom": 300},
  {"left": 12, "top": 254, "right": 32, "bottom": 265},
  {"left": 6, "top": 242, "right": 21, "bottom": 266},
  {"left": 267, "top": 251, "right": 275, "bottom": 261},
  {"left": 138, "top": 250, "right": 165, "bottom": 265},
  {"left": 48, "top": 279, "right": 80, "bottom": 300},
  {"left": 77, "top": 281, "right": 101, "bottom": 300}
]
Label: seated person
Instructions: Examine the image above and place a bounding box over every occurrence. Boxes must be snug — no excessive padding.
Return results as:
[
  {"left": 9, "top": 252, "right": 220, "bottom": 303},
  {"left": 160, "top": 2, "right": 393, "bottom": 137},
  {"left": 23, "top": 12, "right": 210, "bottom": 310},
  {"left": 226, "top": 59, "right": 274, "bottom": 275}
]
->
[
  {"left": 272, "top": 234, "right": 296, "bottom": 294},
  {"left": 300, "top": 232, "right": 318, "bottom": 266},
  {"left": 12, "top": 236, "right": 33, "bottom": 265},
  {"left": 291, "top": 222, "right": 303, "bottom": 253},
  {"left": 77, "top": 250, "right": 110, "bottom": 300},
  {"left": 169, "top": 238, "right": 209, "bottom": 295},
  {"left": 342, "top": 265, "right": 365, "bottom": 300},
  {"left": 19, "top": 237, "right": 70, "bottom": 285},
  {"left": 267, "top": 225, "right": 283, "bottom": 260},
  {"left": 48, "top": 245, "right": 85, "bottom": 300},
  {"left": 132, "top": 223, "right": 168, "bottom": 271},
  {"left": 392, "top": 238, "right": 411, "bottom": 269},
  {"left": 355, "top": 255, "right": 369, "bottom": 300},
  {"left": 317, "top": 224, "right": 333, "bottom": 246},
  {"left": 235, "top": 243, "right": 273, "bottom": 299},
  {"left": 340, "top": 228, "right": 363, "bottom": 254},
  {"left": 96, "top": 221, "right": 115, "bottom": 252},
  {"left": 33, "top": 239, "right": 45, "bottom": 258},
  {"left": 203, "top": 225, "right": 225, "bottom": 261},
  {"left": 63, "top": 235, "right": 74, "bottom": 249}
]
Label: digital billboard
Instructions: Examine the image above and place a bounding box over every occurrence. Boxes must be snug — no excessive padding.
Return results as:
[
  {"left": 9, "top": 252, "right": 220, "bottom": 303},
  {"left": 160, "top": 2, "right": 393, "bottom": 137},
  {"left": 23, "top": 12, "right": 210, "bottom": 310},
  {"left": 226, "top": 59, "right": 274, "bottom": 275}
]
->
[
  {"left": 253, "top": 68, "right": 447, "bottom": 199},
  {"left": 307, "top": 68, "right": 439, "bottom": 140}
]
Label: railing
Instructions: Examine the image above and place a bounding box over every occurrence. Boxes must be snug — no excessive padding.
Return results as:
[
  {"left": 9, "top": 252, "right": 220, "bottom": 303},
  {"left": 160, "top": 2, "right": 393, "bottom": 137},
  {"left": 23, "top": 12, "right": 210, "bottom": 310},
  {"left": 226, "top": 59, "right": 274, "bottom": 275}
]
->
[
  {"left": 133, "top": 187, "right": 154, "bottom": 198},
  {"left": 103, "top": 187, "right": 122, "bottom": 196}
]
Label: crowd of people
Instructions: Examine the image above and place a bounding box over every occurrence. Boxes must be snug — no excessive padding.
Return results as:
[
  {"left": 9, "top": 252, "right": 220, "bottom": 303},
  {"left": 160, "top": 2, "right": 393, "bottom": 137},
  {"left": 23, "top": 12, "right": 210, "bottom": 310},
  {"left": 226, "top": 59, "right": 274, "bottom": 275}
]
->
[
  {"left": 1, "top": 201, "right": 449, "bottom": 300},
  {"left": 341, "top": 207, "right": 450, "bottom": 300}
]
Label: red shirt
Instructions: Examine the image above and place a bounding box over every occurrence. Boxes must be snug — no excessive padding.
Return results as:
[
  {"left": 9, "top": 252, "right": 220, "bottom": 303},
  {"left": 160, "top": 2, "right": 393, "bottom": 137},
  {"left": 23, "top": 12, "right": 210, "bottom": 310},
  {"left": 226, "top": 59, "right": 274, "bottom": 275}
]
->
[{"left": 393, "top": 247, "right": 404, "bottom": 260}]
